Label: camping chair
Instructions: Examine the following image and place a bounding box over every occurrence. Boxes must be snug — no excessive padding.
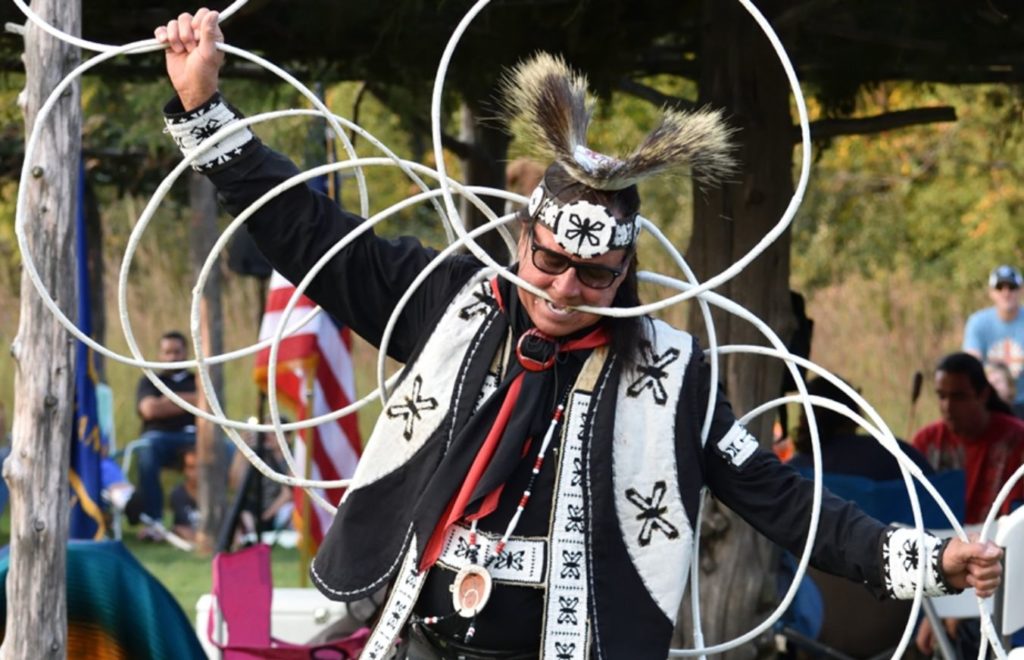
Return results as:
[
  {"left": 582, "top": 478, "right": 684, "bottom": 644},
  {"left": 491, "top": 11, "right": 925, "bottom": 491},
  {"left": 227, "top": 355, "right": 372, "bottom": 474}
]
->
[
  {"left": 0, "top": 540, "right": 205, "bottom": 659},
  {"left": 779, "top": 470, "right": 966, "bottom": 658},
  {"left": 107, "top": 434, "right": 148, "bottom": 540},
  {"left": 790, "top": 468, "right": 966, "bottom": 529},
  {"left": 200, "top": 543, "right": 370, "bottom": 659}
]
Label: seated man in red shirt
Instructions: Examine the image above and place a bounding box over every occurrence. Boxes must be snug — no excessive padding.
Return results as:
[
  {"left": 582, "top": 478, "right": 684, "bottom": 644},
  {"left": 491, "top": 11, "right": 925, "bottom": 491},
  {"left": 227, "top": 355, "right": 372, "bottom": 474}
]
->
[
  {"left": 912, "top": 352, "right": 1024, "bottom": 658},
  {"left": 913, "top": 351, "right": 1024, "bottom": 524}
]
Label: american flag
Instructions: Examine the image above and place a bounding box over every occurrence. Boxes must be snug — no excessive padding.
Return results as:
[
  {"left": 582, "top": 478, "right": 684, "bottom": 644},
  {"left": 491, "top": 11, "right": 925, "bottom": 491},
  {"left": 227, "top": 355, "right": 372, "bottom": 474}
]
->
[{"left": 253, "top": 270, "right": 362, "bottom": 547}]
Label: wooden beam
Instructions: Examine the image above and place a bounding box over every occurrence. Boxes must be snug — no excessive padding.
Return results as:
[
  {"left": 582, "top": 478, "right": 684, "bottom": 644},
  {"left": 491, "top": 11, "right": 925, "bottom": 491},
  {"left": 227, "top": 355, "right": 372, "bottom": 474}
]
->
[
  {"left": 804, "top": 106, "right": 957, "bottom": 141},
  {"left": 616, "top": 77, "right": 697, "bottom": 112}
]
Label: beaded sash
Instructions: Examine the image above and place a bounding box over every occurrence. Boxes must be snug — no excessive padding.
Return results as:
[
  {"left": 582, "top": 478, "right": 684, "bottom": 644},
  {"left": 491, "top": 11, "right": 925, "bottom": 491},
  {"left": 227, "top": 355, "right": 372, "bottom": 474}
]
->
[{"left": 360, "top": 341, "right": 609, "bottom": 659}]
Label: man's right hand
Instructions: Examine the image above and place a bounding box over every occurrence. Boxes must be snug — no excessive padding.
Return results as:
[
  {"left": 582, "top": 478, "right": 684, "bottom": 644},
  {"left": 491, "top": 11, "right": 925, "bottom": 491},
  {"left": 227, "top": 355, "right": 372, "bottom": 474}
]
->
[{"left": 154, "top": 8, "right": 224, "bottom": 111}]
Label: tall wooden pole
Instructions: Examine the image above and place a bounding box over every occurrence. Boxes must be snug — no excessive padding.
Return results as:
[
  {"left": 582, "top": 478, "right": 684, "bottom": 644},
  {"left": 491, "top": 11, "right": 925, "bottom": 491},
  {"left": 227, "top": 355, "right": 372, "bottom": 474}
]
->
[
  {"left": 188, "top": 171, "right": 228, "bottom": 555},
  {"left": 2, "top": 0, "right": 81, "bottom": 657},
  {"left": 299, "top": 372, "right": 315, "bottom": 587},
  {"left": 676, "top": 1, "right": 796, "bottom": 656},
  {"left": 458, "top": 100, "right": 511, "bottom": 260}
]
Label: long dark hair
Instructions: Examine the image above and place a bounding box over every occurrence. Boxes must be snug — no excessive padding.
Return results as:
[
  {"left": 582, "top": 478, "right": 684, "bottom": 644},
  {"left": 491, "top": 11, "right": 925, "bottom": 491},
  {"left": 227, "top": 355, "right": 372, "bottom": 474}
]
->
[
  {"left": 936, "top": 351, "right": 1013, "bottom": 415},
  {"left": 520, "top": 163, "right": 645, "bottom": 365},
  {"left": 792, "top": 376, "right": 859, "bottom": 455}
]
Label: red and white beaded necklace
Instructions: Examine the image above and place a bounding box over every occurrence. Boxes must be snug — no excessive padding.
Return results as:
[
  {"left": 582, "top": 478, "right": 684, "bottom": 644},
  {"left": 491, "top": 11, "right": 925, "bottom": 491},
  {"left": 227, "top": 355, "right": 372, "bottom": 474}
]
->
[{"left": 418, "top": 398, "right": 567, "bottom": 643}]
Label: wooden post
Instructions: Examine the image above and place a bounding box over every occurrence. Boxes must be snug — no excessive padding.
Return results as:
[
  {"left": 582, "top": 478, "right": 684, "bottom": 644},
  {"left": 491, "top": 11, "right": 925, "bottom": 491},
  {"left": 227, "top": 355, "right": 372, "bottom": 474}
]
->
[
  {"left": 299, "top": 372, "right": 315, "bottom": 587},
  {"left": 188, "top": 171, "right": 228, "bottom": 555},
  {"left": 458, "top": 100, "right": 511, "bottom": 260},
  {"left": 675, "top": 1, "right": 797, "bottom": 656},
  {"left": 2, "top": 1, "right": 81, "bottom": 658}
]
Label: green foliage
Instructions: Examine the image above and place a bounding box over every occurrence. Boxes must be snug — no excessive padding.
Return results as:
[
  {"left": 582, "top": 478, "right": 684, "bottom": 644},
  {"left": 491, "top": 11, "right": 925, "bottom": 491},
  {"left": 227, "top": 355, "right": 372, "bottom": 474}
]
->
[
  {"left": 793, "top": 82, "right": 1024, "bottom": 308},
  {"left": 0, "top": 180, "right": 18, "bottom": 296},
  {"left": 787, "top": 83, "right": 1024, "bottom": 440},
  {"left": 0, "top": 75, "right": 24, "bottom": 295}
]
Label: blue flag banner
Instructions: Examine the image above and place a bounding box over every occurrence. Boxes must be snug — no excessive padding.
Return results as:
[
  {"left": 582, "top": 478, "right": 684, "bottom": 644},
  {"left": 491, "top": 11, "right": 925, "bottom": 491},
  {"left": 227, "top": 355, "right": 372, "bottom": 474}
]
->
[{"left": 69, "top": 160, "right": 106, "bottom": 540}]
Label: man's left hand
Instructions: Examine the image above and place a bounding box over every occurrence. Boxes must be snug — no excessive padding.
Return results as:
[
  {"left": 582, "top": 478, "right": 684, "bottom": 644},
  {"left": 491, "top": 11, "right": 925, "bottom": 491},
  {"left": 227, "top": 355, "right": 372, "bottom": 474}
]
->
[{"left": 941, "top": 536, "right": 1003, "bottom": 597}]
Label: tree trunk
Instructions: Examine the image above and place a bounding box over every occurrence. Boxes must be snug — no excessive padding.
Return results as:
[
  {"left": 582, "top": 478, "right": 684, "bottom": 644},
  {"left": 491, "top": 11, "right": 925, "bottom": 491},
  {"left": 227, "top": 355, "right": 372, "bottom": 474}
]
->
[
  {"left": 188, "top": 172, "right": 228, "bottom": 555},
  {"left": 2, "top": 1, "right": 81, "bottom": 658},
  {"left": 675, "top": 1, "right": 797, "bottom": 656},
  {"left": 458, "top": 100, "right": 511, "bottom": 261}
]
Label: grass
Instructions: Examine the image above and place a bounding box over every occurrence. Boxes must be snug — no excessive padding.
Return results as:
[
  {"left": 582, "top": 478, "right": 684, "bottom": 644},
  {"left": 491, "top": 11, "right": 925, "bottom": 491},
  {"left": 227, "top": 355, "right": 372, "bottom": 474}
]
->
[
  {"left": 0, "top": 504, "right": 306, "bottom": 621},
  {"left": 120, "top": 530, "right": 306, "bottom": 616}
]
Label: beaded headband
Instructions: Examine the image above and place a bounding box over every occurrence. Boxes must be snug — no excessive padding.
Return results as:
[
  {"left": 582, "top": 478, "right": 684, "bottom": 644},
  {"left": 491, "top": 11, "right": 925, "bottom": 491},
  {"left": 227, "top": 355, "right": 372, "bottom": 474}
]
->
[{"left": 526, "top": 182, "right": 639, "bottom": 258}]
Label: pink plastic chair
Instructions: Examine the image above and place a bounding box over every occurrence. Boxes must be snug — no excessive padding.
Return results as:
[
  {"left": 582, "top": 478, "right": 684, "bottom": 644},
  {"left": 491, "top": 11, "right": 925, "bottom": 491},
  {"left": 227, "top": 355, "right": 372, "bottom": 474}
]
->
[{"left": 207, "top": 544, "right": 369, "bottom": 659}]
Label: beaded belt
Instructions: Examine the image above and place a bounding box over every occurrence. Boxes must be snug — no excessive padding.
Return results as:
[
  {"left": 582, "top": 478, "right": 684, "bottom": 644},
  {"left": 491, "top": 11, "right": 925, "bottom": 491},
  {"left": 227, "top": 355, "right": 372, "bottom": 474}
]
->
[
  {"left": 435, "top": 523, "right": 547, "bottom": 586},
  {"left": 408, "top": 622, "right": 538, "bottom": 659}
]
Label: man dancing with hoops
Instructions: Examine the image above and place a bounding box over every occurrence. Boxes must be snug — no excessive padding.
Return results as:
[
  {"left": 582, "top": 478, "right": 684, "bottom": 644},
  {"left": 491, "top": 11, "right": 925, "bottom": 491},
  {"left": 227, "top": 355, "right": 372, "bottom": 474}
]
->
[{"left": 157, "top": 10, "right": 1003, "bottom": 659}]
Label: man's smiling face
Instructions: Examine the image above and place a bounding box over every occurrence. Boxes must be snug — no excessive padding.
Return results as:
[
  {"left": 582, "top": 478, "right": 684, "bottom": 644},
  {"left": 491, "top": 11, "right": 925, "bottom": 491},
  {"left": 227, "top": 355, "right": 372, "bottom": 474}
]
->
[{"left": 515, "top": 223, "right": 628, "bottom": 337}]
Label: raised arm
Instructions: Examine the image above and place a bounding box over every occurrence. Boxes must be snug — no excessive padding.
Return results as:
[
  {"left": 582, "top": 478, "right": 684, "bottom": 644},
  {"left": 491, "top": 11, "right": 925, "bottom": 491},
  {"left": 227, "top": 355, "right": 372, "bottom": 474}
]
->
[
  {"left": 154, "top": 8, "right": 223, "bottom": 111},
  {"left": 152, "top": 9, "right": 483, "bottom": 361}
]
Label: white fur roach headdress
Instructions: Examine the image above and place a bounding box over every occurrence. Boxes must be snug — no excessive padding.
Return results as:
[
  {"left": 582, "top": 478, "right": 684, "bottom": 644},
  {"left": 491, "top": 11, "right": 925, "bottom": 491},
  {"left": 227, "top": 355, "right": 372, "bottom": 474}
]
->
[
  {"left": 498, "top": 52, "right": 737, "bottom": 258},
  {"left": 498, "top": 52, "right": 736, "bottom": 192}
]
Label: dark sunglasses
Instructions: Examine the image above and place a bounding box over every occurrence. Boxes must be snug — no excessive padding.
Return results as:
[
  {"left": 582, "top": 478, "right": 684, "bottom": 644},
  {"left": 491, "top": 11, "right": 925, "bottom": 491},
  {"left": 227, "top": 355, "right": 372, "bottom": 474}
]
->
[
  {"left": 529, "top": 230, "right": 626, "bottom": 289},
  {"left": 995, "top": 282, "right": 1020, "bottom": 291}
]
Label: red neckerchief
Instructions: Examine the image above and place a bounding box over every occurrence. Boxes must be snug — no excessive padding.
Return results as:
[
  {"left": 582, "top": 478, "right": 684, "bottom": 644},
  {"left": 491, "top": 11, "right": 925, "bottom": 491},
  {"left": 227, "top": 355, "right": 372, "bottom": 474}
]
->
[{"left": 419, "top": 279, "right": 608, "bottom": 570}]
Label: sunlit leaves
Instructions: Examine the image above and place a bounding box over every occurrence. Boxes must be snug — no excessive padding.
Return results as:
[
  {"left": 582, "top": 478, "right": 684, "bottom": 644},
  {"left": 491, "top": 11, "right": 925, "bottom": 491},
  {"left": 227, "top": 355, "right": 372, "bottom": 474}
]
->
[{"left": 793, "top": 82, "right": 1024, "bottom": 306}]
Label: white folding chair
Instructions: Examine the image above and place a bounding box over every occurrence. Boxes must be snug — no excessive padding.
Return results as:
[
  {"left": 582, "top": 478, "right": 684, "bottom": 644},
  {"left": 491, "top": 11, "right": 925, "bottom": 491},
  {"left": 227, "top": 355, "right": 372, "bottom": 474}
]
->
[
  {"left": 917, "top": 524, "right": 988, "bottom": 660},
  {"left": 924, "top": 512, "right": 1024, "bottom": 658},
  {"left": 995, "top": 506, "right": 1024, "bottom": 652}
]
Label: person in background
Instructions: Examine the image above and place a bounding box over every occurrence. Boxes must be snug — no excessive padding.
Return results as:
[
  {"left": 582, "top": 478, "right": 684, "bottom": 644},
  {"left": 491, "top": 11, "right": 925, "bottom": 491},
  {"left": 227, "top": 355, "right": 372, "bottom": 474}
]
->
[
  {"left": 133, "top": 330, "right": 198, "bottom": 536},
  {"left": 169, "top": 447, "right": 200, "bottom": 542},
  {"left": 911, "top": 353, "right": 1024, "bottom": 660},
  {"left": 964, "top": 264, "right": 1024, "bottom": 409},
  {"left": 984, "top": 359, "right": 1024, "bottom": 418},
  {"left": 228, "top": 430, "right": 294, "bottom": 537},
  {"left": 788, "top": 375, "right": 934, "bottom": 480},
  {"left": 912, "top": 352, "right": 1024, "bottom": 523}
]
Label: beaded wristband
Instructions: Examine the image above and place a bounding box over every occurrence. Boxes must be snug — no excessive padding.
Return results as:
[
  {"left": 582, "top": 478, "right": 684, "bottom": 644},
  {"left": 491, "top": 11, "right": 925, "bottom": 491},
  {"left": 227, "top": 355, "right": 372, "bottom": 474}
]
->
[
  {"left": 881, "top": 527, "right": 959, "bottom": 599},
  {"left": 163, "top": 92, "right": 255, "bottom": 173}
]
